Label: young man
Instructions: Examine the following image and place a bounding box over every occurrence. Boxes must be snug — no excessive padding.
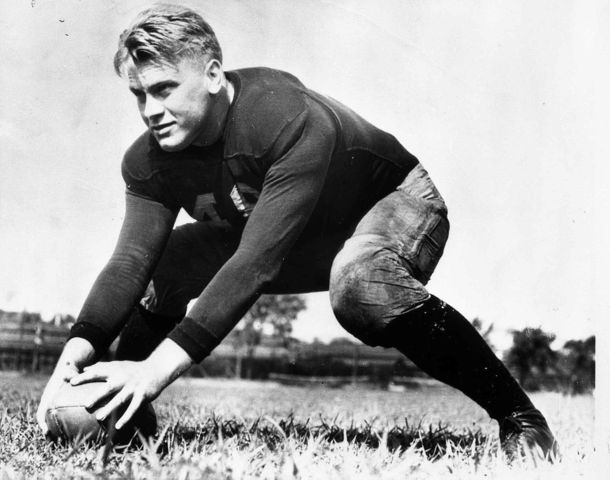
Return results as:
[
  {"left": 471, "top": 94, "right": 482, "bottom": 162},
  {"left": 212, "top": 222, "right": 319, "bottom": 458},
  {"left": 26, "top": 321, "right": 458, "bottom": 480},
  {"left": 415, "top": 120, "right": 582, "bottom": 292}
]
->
[{"left": 37, "top": 4, "right": 557, "bottom": 459}]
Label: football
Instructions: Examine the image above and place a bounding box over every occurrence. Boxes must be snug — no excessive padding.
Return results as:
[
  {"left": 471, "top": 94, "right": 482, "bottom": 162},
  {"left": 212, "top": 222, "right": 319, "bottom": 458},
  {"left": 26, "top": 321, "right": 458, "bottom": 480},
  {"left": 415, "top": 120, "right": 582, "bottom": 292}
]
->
[{"left": 45, "top": 380, "right": 157, "bottom": 444}]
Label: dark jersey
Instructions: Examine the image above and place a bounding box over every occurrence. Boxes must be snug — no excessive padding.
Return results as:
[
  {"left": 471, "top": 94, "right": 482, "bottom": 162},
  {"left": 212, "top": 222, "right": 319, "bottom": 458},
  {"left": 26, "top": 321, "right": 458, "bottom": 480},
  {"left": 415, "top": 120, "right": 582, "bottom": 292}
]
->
[
  {"left": 70, "top": 67, "right": 420, "bottom": 362},
  {"left": 123, "top": 68, "right": 418, "bottom": 235}
]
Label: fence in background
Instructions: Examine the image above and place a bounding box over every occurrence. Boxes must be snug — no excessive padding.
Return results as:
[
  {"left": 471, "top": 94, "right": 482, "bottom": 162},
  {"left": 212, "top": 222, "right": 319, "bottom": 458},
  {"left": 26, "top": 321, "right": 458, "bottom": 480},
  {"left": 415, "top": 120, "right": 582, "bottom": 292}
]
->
[
  {"left": 0, "top": 320, "right": 68, "bottom": 371},
  {"left": 0, "top": 311, "right": 418, "bottom": 383}
]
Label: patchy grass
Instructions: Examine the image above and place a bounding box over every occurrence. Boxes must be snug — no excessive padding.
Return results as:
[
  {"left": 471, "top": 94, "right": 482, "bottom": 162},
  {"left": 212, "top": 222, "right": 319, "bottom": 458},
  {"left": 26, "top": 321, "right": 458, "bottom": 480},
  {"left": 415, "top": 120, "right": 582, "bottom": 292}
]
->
[{"left": 0, "top": 373, "right": 596, "bottom": 479}]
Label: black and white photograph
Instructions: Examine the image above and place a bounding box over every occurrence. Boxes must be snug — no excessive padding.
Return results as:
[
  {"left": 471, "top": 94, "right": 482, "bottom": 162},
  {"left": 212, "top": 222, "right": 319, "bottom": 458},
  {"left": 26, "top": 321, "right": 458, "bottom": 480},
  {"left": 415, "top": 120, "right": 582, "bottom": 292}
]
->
[{"left": 0, "top": 1, "right": 606, "bottom": 478}]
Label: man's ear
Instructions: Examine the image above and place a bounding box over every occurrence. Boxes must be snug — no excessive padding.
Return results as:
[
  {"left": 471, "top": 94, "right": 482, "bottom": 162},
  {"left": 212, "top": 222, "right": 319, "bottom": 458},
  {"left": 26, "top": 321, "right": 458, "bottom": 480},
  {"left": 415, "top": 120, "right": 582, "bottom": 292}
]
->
[{"left": 205, "top": 59, "right": 224, "bottom": 95}]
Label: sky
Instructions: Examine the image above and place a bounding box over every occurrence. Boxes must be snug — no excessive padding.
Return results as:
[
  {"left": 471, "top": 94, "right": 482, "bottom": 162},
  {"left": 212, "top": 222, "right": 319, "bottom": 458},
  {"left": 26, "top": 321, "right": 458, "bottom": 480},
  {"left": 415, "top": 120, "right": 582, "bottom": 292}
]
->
[{"left": 0, "top": 0, "right": 607, "bottom": 352}]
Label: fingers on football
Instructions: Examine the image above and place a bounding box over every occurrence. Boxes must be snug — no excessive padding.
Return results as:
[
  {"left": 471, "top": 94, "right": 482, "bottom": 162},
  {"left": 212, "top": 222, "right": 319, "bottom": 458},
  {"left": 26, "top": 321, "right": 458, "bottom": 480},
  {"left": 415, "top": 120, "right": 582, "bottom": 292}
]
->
[
  {"left": 84, "top": 382, "right": 123, "bottom": 412},
  {"left": 94, "top": 389, "right": 131, "bottom": 421},
  {"left": 36, "top": 409, "right": 49, "bottom": 434},
  {"left": 70, "top": 363, "right": 110, "bottom": 385},
  {"left": 116, "top": 393, "right": 144, "bottom": 430}
]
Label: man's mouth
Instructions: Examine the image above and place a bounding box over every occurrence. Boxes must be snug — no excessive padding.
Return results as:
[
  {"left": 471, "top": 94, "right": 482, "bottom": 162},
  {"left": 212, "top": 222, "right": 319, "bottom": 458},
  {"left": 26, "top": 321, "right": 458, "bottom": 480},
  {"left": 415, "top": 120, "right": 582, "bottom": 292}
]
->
[{"left": 151, "top": 123, "right": 174, "bottom": 135}]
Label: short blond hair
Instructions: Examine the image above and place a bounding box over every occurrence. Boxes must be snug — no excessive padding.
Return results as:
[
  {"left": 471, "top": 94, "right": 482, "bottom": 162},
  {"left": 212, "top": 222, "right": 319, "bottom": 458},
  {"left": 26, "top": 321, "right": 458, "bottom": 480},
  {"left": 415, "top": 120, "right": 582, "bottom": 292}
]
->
[{"left": 114, "top": 4, "right": 222, "bottom": 75}]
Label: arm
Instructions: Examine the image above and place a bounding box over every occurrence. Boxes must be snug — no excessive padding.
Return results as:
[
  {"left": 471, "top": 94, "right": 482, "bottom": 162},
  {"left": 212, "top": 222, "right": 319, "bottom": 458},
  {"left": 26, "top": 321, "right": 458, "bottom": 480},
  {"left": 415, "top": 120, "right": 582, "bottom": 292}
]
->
[
  {"left": 168, "top": 99, "right": 337, "bottom": 362},
  {"left": 37, "top": 192, "right": 176, "bottom": 433},
  {"left": 68, "top": 102, "right": 337, "bottom": 430},
  {"left": 68, "top": 192, "right": 178, "bottom": 355}
]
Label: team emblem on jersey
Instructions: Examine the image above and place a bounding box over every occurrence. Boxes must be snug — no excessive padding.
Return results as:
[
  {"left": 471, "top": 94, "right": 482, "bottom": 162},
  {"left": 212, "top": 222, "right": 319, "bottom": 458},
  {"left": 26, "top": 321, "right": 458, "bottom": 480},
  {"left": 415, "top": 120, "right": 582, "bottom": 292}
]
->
[
  {"left": 191, "top": 182, "right": 258, "bottom": 224},
  {"left": 230, "top": 185, "right": 249, "bottom": 217}
]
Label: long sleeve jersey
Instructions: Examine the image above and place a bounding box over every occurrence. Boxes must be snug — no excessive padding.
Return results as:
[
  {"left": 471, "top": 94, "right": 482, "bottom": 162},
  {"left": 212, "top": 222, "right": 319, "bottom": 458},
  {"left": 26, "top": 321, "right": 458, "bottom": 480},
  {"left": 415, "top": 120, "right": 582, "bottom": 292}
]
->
[{"left": 69, "top": 67, "right": 420, "bottom": 362}]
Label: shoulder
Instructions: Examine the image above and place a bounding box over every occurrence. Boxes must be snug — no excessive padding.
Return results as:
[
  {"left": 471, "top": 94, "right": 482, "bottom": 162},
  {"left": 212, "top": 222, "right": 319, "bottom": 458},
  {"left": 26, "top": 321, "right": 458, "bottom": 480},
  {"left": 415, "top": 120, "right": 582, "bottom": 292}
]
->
[
  {"left": 120, "top": 131, "right": 172, "bottom": 202},
  {"left": 224, "top": 68, "right": 318, "bottom": 158},
  {"left": 120, "top": 131, "right": 171, "bottom": 183}
]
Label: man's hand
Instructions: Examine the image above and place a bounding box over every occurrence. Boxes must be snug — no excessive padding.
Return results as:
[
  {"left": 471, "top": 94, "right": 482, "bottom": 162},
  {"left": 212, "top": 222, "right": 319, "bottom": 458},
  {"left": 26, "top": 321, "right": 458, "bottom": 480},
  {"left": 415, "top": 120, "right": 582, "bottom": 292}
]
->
[
  {"left": 36, "top": 337, "right": 96, "bottom": 434},
  {"left": 70, "top": 360, "right": 164, "bottom": 430},
  {"left": 70, "top": 339, "right": 193, "bottom": 430}
]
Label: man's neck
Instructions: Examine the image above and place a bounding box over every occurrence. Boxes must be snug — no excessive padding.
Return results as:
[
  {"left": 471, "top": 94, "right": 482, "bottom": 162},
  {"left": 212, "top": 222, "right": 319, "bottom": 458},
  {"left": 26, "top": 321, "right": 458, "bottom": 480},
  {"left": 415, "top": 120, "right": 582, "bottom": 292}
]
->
[{"left": 192, "top": 77, "right": 233, "bottom": 147}]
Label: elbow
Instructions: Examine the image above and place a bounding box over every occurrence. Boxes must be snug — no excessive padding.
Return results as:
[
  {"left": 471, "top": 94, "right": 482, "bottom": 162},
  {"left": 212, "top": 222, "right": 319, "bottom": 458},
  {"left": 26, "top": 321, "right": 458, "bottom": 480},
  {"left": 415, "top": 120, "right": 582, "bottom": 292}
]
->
[
  {"left": 230, "top": 248, "right": 283, "bottom": 292},
  {"left": 256, "top": 267, "right": 281, "bottom": 292},
  {"left": 103, "top": 248, "right": 153, "bottom": 288}
]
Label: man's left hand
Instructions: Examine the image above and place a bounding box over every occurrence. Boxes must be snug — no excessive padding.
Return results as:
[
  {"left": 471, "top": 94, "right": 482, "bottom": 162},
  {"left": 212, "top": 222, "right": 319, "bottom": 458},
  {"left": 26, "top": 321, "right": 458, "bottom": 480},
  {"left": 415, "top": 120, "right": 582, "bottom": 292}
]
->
[
  {"left": 70, "top": 339, "right": 193, "bottom": 430},
  {"left": 70, "top": 360, "right": 164, "bottom": 430}
]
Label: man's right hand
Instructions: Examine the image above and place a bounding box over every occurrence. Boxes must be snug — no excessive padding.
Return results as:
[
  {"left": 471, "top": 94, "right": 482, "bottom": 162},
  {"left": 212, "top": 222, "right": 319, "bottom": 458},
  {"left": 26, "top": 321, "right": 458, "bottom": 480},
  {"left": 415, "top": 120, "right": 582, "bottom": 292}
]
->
[{"left": 36, "top": 337, "right": 96, "bottom": 435}]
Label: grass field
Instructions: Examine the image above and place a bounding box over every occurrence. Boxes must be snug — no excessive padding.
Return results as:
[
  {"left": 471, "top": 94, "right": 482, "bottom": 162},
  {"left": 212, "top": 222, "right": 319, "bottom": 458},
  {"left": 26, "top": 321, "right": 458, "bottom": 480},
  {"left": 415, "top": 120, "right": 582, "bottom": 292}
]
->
[{"left": 0, "top": 372, "right": 597, "bottom": 479}]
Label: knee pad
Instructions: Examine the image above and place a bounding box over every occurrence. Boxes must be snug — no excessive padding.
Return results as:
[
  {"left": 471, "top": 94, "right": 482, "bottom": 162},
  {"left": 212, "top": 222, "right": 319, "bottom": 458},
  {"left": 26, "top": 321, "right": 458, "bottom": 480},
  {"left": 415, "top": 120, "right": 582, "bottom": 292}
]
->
[{"left": 329, "top": 234, "right": 430, "bottom": 346}]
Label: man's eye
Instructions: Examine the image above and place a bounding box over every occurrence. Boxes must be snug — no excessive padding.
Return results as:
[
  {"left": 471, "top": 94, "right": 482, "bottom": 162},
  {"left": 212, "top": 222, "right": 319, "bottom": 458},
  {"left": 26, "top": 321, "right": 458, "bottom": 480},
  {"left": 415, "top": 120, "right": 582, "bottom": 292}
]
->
[{"left": 156, "top": 85, "right": 173, "bottom": 98}]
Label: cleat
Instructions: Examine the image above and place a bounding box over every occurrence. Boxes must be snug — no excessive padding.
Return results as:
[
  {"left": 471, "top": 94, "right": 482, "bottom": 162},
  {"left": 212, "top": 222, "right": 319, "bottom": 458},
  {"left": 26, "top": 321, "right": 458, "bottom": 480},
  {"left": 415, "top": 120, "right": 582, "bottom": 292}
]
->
[{"left": 498, "top": 407, "right": 559, "bottom": 462}]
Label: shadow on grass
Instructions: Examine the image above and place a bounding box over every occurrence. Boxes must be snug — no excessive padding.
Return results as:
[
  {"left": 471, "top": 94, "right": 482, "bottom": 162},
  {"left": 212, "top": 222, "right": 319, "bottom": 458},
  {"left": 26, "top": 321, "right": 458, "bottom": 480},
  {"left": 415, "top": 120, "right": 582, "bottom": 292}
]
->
[{"left": 162, "top": 414, "right": 493, "bottom": 461}]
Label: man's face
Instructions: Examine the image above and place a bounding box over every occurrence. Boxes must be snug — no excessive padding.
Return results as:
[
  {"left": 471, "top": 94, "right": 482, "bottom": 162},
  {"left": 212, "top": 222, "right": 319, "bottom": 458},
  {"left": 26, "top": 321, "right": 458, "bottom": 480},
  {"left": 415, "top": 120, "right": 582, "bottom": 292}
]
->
[{"left": 126, "top": 58, "right": 222, "bottom": 152}]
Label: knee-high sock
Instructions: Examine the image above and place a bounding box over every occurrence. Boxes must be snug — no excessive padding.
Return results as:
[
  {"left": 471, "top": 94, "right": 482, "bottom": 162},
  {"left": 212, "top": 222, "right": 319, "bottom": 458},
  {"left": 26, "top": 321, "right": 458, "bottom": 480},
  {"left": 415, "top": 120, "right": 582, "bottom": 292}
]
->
[
  {"left": 384, "top": 295, "right": 532, "bottom": 420},
  {"left": 115, "top": 305, "right": 182, "bottom": 361}
]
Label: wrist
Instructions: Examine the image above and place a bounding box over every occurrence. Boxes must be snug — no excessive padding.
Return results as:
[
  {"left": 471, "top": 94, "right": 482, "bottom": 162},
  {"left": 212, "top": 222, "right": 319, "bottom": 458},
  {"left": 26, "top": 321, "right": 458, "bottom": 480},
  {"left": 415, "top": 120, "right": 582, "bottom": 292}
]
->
[
  {"left": 59, "top": 337, "right": 96, "bottom": 370},
  {"left": 68, "top": 321, "right": 112, "bottom": 357},
  {"left": 144, "top": 338, "right": 193, "bottom": 387}
]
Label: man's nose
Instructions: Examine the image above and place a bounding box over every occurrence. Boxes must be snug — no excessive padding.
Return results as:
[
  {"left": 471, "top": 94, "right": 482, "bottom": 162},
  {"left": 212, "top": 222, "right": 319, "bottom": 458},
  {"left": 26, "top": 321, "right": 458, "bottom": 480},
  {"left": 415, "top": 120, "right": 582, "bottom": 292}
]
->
[{"left": 143, "top": 95, "right": 164, "bottom": 120}]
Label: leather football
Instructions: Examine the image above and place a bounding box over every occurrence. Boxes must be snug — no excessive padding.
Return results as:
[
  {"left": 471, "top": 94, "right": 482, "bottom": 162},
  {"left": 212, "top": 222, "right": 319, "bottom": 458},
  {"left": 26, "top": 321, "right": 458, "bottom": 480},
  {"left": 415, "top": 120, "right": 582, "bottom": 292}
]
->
[{"left": 45, "top": 380, "right": 157, "bottom": 444}]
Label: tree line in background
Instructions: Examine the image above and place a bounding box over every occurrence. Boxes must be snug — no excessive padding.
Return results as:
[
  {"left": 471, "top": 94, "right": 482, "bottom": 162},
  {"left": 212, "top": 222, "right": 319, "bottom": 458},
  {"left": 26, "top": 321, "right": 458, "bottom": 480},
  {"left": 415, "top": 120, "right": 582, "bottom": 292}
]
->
[
  {"left": 472, "top": 318, "right": 595, "bottom": 394},
  {"left": 505, "top": 327, "right": 595, "bottom": 394},
  {"left": 0, "top": 299, "right": 595, "bottom": 394}
]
